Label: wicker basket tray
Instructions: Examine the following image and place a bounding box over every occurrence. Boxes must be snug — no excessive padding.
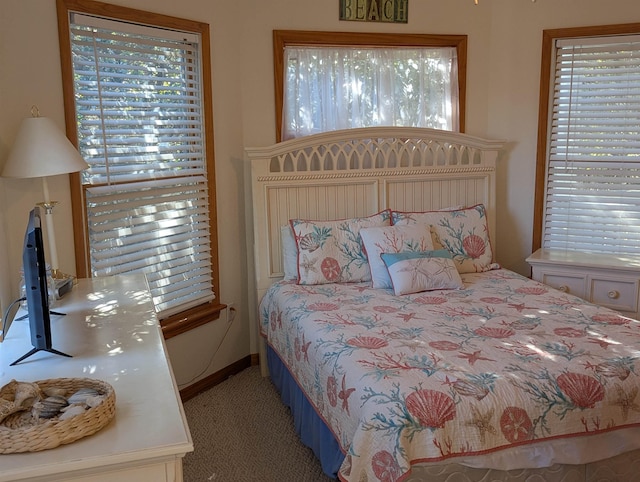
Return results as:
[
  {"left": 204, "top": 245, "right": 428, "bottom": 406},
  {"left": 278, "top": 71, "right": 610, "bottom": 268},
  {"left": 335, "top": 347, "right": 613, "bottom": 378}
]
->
[{"left": 0, "top": 377, "right": 116, "bottom": 454}]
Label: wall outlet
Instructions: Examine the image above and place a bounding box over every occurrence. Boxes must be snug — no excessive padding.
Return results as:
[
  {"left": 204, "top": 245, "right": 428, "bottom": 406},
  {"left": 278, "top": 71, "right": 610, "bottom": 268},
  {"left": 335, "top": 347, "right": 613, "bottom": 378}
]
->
[{"left": 227, "top": 303, "right": 236, "bottom": 323}]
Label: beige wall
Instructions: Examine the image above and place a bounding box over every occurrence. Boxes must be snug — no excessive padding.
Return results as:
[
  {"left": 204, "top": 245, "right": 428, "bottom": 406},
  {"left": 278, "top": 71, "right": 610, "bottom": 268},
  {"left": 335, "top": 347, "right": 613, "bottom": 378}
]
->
[{"left": 1, "top": 0, "right": 639, "bottom": 384}]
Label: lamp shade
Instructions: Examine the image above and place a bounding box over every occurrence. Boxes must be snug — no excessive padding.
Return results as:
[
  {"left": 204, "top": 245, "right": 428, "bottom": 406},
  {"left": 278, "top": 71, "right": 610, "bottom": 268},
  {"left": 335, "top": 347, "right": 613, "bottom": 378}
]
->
[{"left": 1, "top": 115, "right": 88, "bottom": 178}]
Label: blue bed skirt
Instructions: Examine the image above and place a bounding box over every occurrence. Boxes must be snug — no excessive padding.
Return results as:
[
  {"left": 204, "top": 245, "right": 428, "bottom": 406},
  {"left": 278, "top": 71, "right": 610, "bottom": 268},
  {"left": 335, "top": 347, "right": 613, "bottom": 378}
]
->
[{"left": 266, "top": 345, "right": 345, "bottom": 479}]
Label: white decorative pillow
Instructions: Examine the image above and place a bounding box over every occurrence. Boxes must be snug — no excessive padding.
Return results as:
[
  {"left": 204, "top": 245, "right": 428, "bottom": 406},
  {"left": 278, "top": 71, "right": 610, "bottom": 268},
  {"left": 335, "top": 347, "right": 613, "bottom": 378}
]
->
[
  {"left": 380, "top": 250, "right": 464, "bottom": 296},
  {"left": 281, "top": 225, "right": 298, "bottom": 281},
  {"left": 391, "top": 204, "right": 499, "bottom": 273},
  {"left": 291, "top": 210, "right": 391, "bottom": 285},
  {"left": 360, "top": 225, "right": 434, "bottom": 289}
]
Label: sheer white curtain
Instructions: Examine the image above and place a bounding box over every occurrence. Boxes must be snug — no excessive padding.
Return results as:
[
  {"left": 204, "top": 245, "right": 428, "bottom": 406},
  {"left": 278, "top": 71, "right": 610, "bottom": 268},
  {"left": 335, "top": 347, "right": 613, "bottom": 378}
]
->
[{"left": 283, "top": 47, "right": 459, "bottom": 140}]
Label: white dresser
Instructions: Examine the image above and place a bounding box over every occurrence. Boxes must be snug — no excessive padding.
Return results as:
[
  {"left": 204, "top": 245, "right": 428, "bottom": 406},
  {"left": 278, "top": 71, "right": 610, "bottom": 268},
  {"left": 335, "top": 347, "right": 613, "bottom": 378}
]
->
[
  {"left": 0, "top": 274, "right": 193, "bottom": 481},
  {"left": 527, "top": 248, "right": 640, "bottom": 319}
]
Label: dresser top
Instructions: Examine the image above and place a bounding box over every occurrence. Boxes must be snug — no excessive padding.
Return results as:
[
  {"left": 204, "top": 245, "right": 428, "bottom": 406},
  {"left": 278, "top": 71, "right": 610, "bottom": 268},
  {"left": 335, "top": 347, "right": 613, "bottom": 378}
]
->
[{"left": 0, "top": 274, "right": 192, "bottom": 480}]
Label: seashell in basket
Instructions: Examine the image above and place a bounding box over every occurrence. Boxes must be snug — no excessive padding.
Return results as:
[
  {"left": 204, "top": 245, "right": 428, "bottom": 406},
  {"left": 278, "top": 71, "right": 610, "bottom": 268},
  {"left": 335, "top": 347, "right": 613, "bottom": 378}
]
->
[
  {"left": 85, "top": 395, "right": 106, "bottom": 408},
  {"left": 58, "top": 405, "right": 86, "bottom": 421},
  {"left": 67, "top": 387, "right": 100, "bottom": 406},
  {"left": 15, "top": 382, "right": 44, "bottom": 408},
  {"left": 0, "top": 379, "right": 20, "bottom": 401},
  {"left": 43, "top": 387, "right": 68, "bottom": 398},
  {"left": 34, "top": 395, "right": 69, "bottom": 419},
  {"left": 0, "top": 379, "right": 43, "bottom": 408},
  {"left": 0, "top": 380, "right": 45, "bottom": 424}
]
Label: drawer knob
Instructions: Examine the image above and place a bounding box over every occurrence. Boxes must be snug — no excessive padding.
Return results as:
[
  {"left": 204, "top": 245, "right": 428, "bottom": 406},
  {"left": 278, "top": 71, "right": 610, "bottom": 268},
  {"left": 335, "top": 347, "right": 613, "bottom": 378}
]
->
[
  {"left": 608, "top": 290, "right": 620, "bottom": 300},
  {"left": 558, "top": 285, "right": 569, "bottom": 293}
]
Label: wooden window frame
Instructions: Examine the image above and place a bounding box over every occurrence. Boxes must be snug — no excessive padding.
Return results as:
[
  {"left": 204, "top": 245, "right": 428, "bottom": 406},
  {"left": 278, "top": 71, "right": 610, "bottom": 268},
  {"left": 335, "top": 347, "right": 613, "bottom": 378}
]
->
[
  {"left": 56, "top": 0, "right": 224, "bottom": 337},
  {"left": 532, "top": 22, "right": 640, "bottom": 252},
  {"left": 273, "top": 30, "right": 467, "bottom": 142}
]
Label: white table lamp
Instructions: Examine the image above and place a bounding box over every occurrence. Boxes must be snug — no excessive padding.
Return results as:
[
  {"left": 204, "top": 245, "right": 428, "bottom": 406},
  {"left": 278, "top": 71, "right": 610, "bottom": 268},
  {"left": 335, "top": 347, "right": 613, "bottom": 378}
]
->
[{"left": 1, "top": 106, "right": 89, "bottom": 279}]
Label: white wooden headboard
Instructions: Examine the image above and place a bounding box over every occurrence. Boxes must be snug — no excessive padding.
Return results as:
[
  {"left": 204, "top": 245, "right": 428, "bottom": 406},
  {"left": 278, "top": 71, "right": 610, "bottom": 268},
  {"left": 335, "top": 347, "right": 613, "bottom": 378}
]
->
[{"left": 246, "top": 126, "right": 505, "bottom": 300}]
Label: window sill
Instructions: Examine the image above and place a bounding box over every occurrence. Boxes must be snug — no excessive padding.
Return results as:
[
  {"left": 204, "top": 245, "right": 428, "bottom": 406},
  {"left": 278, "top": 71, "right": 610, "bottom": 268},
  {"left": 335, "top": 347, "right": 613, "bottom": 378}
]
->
[{"left": 161, "top": 301, "right": 227, "bottom": 339}]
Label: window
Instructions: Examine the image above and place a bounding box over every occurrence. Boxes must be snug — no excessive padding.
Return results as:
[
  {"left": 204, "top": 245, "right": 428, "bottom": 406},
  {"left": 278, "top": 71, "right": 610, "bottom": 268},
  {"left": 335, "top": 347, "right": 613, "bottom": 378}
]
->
[
  {"left": 274, "top": 31, "right": 467, "bottom": 141},
  {"left": 534, "top": 25, "right": 640, "bottom": 256},
  {"left": 57, "top": 0, "right": 223, "bottom": 334}
]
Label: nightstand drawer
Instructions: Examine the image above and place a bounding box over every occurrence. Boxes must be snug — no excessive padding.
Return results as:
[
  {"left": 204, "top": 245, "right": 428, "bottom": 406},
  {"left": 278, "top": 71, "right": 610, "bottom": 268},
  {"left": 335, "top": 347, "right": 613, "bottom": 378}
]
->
[
  {"left": 539, "top": 272, "right": 586, "bottom": 298},
  {"left": 590, "top": 277, "right": 639, "bottom": 313}
]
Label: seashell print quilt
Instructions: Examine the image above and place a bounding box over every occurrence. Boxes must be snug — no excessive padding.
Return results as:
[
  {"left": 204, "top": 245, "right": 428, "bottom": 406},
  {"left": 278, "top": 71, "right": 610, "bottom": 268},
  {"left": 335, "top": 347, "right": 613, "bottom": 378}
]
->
[{"left": 259, "top": 268, "right": 640, "bottom": 482}]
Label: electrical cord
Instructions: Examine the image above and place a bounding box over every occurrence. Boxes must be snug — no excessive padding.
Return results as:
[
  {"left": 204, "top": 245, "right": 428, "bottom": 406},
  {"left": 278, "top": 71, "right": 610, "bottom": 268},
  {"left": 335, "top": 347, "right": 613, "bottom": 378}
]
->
[
  {"left": 1, "top": 297, "right": 26, "bottom": 342},
  {"left": 177, "top": 306, "right": 237, "bottom": 389}
]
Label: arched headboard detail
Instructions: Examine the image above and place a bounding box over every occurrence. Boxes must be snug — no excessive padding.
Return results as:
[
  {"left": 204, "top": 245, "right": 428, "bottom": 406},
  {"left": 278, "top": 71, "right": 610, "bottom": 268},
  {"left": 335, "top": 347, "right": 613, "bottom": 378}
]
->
[{"left": 246, "top": 127, "right": 505, "bottom": 300}]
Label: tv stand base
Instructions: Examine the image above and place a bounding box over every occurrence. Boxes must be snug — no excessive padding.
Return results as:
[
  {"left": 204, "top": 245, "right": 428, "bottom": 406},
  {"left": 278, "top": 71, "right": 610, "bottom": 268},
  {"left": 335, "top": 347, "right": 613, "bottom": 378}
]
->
[{"left": 10, "top": 346, "right": 72, "bottom": 366}]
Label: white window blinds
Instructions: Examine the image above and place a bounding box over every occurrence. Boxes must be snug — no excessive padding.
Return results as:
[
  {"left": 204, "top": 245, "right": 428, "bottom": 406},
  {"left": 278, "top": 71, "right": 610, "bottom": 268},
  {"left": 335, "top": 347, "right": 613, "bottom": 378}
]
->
[
  {"left": 543, "top": 35, "right": 640, "bottom": 255},
  {"left": 69, "top": 14, "right": 215, "bottom": 317}
]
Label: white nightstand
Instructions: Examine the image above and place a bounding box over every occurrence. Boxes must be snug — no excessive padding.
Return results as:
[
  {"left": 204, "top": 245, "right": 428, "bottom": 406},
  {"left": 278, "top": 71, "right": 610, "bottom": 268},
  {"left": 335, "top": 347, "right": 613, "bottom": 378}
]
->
[{"left": 526, "top": 248, "right": 640, "bottom": 319}]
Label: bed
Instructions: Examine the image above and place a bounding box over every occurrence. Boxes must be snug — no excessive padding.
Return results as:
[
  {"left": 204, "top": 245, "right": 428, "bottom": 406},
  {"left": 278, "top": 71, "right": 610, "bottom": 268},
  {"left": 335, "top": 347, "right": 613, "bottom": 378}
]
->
[{"left": 245, "top": 127, "right": 640, "bottom": 482}]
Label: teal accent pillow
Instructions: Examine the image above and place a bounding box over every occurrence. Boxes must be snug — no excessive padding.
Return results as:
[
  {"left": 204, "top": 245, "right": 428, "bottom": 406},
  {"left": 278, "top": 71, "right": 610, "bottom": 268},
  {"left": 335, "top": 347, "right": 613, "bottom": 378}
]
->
[
  {"left": 380, "top": 249, "right": 464, "bottom": 296},
  {"left": 360, "top": 224, "right": 434, "bottom": 289}
]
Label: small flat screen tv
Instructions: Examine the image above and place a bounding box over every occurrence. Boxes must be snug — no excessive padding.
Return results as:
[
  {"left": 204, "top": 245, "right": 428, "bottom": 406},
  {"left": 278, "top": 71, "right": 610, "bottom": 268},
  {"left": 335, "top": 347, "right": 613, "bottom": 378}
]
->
[{"left": 10, "top": 206, "right": 71, "bottom": 365}]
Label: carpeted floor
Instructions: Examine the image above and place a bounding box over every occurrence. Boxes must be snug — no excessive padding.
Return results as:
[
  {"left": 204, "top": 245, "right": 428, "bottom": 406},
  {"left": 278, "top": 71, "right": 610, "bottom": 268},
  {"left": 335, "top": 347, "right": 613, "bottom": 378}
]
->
[{"left": 182, "top": 366, "right": 336, "bottom": 482}]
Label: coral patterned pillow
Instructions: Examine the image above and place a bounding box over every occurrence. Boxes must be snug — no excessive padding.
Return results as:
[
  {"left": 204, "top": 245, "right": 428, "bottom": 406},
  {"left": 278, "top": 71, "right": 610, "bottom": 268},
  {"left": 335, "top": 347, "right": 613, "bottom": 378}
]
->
[
  {"left": 391, "top": 204, "right": 499, "bottom": 273},
  {"left": 291, "top": 210, "right": 391, "bottom": 285},
  {"left": 360, "top": 225, "right": 434, "bottom": 289},
  {"left": 380, "top": 250, "right": 464, "bottom": 296}
]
